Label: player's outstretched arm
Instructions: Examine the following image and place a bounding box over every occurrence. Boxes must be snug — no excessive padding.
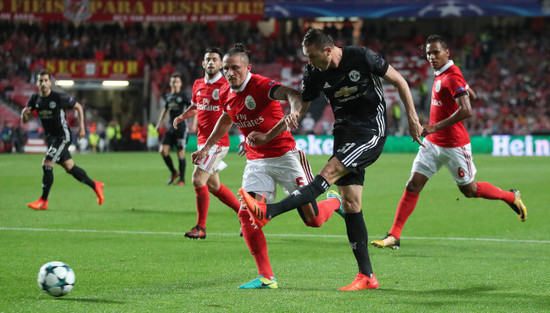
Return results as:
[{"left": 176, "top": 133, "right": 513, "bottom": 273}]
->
[
  {"left": 383, "top": 65, "right": 423, "bottom": 146},
  {"left": 173, "top": 104, "right": 198, "bottom": 129},
  {"left": 191, "top": 112, "right": 233, "bottom": 164},
  {"left": 74, "top": 102, "right": 86, "bottom": 139},
  {"left": 21, "top": 107, "right": 32, "bottom": 123},
  {"left": 155, "top": 109, "right": 168, "bottom": 131},
  {"left": 421, "top": 94, "right": 472, "bottom": 136}
]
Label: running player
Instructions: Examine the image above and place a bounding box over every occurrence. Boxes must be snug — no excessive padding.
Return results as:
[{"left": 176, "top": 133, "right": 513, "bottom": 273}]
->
[
  {"left": 238, "top": 28, "right": 424, "bottom": 290},
  {"left": 173, "top": 48, "right": 241, "bottom": 239},
  {"left": 155, "top": 73, "right": 191, "bottom": 185},
  {"left": 371, "top": 34, "right": 527, "bottom": 250},
  {"left": 21, "top": 70, "right": 104, "bottom": 210},
  {"left": 191, "top": 43, "right": 343, "bottom": 289}
]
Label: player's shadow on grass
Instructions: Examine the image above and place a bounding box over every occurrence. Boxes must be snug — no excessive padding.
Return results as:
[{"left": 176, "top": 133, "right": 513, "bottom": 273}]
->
[
  {"left": 56, "top": 297, "right": 125, "bottom": 304},
  {"left": 126, "top": 208, "right": 188, "bottom": 215}
]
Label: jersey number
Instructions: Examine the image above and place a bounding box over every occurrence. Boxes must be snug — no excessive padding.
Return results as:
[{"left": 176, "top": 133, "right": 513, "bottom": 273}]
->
[
  {"left": 337, "top": 143, "right": 356, "bottom": 154},
  {"left": 458, "top": 167, "right": 465, "bottom": 178},
  {"left": 296, "top": 177, "right": 306, "bottom": 188},
  {"left": 46, "top": 147, "right": 58, "bottom": 158}
]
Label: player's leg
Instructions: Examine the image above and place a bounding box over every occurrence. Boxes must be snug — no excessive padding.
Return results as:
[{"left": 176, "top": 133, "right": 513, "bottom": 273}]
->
[
  {"left": 28, "top": 157, "right": 55, "bottom": 210},
  {"left": 184, "top": 166, "right": 211, "bottom": 239},
  {"left": 373, "top": 172, "right": 427, "bottom": 249},
  {"left": 160, "top": 132, "right": 178, "bottom": 184},
  {"left": 174, "top": 130, "right": 188, "bottom": 185},
  {"left": 208, "top": 173, "right": 240, "bottom": 213},
  {"left": 238, "top": 162, "right": 278, "bottom": 289},
  {"left": 276, "top": 149, "right": 341, "bottom": 227},
  {"left": 373, "top": 139, "right": 438, "bottom": 248},
  {"left": 61, "top": 156, "right": 104, "bottom": 205},
  {"left": 449, "top": 144, "right": 527, "bottom": 221},
  {"left": 239, "top": 157, "right": 347, "bottom": 225},
  {"left": 338, "top": 183, "right": 379, "bottom": 291}
]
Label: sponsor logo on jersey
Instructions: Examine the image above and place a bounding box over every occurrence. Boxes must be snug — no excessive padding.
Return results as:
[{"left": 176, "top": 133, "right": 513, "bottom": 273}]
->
[
  {"left": 334, "top": 86, "right": 358, "bottom": 98},
  {"left": 212, "top": 89, "right": 220, "bottom": 100},
  {"left": 431, "top": 98, "right": 443, "bottom": 107},
  {"left": 244, "top": 95, "right": 256, "bottom": 110},
  {"left": 198, "top": 104, "right": 220, "bottom": 111},
  {"left": 49, "top": 101, "right": 56, "bottom": 109},
  {"left": 197, "top": 90, "right": 201, "bottom": 96},
  {"left": 349, "top": 70, "right": 360, "bottom": 82},
  {"left": 435, "top": 80, "right": 441, "bottom": 92},
  {"left": 234, "top": 116, "right": 265, "bottom": 129}
]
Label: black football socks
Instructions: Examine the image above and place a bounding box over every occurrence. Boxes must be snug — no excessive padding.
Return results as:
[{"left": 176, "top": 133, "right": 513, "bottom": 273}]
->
[
  {"left": 178, "top": 157, "right": 186, "bottom": 182},
  {"left": 41, "top": 166, "right": 53, "bottom": 200},
  {"left": 266, "top": 175, "right": 330, "bottom": 219},
  {"left": 68, "top": 165, "right": 95, "bottom": 189},
  {"left": 162, "top": 155, "right": 177, "bottom": 174},
  {"left": 344, "top": 211, "right": 373, "bottom": 276}
]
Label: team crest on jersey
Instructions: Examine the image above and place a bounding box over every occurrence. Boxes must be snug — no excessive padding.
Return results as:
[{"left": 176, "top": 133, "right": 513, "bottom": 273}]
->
[
  {"left": 348, "top": 70, "right": 360, "bottom": 82},
  {"left": 176, "top": 96, "right": 182, "bottom": 103},
  {"left": 49, "top": 101, "right": 56, "bottom": 109},
  {"left": 435, "top": 80, "right": 441, "bottom": 92},
  {"left": 244, "top": 95, "right": 256, "bottom": 110},
  {"left": 212, "top": 89, "right": 220, "bottom": 100},
  {"left": 197, "top": 91, "right": 201, "bottom": 96}
]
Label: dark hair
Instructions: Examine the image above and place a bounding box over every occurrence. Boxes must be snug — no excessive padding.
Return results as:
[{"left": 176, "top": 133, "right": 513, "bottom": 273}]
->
[
  {"left": 426, "top": 34, "right": 448, "bottom": 50},
  {"left": 225, "top": 43, "right": 250, "bottom": 63},
  {"left": 37, "top": 70, "right": 51, "bottom": 79},
  {"left": 204, "top": 47, "right": 223, "bottom": 59},
  {"left": 302, "top": 28, "right": 335, "bottom": 49},
  {"left": 170, "top": 73, "right": 182, "bottom": 80}
]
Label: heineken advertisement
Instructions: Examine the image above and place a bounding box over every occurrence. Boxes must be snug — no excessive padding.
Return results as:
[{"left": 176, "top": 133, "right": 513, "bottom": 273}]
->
[{"left": 186, "top": 135, "right": 550, "bottom": 156}]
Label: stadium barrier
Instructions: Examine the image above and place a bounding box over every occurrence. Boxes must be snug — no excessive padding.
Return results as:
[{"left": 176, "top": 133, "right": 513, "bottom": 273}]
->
[{"left": 183, "top": 134, "right": 550, "bottom": 156}]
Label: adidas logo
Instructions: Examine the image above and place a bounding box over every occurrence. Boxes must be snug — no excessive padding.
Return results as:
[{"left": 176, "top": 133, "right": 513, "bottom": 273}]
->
[{"left": 324, "top": 82, "right": 331, "bottom": 88}]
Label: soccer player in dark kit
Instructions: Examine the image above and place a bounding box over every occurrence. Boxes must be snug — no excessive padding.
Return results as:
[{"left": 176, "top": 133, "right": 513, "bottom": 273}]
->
[
  {"left": 239, "top": 28, "right": 424, "bottom": 290},
  {"left": 155, "top": 73, "right": 192, "bottom": 185},
  {"left": 21, "top": 70, "right": 104, "bottom": 210}
]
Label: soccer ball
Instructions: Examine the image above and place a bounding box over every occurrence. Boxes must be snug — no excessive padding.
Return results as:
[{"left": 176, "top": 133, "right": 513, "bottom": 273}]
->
[{"left": 37, "top": 261, "right": 75, "bottom": 297}]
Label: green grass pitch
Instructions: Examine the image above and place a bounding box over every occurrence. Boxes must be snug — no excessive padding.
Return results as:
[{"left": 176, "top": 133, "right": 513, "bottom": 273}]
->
[{"left": 0, "top": 151, "right": 548, "bottom": 312}]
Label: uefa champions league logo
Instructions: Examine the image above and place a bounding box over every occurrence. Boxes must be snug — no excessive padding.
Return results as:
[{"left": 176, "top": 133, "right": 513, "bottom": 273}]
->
[{"left": 419, "top": 0, "right": 484, "bottom": 17}]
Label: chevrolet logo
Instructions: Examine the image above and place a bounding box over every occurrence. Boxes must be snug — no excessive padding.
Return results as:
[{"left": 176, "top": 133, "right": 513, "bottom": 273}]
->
[{"left": 334, "top": 86, "right": 357, "bottom": 98}]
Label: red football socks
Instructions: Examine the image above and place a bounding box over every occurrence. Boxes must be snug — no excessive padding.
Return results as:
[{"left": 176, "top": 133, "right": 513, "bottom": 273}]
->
[
  {"left": 476, "top": 182, "right": 515, "bottom": 203},
  {"left": 238, "top": 209, "right": 273, "bottom": 279},
  {"left": 195, "top": 185, "right": 210, "bottom": 228},
  {"left": 389, "top": 190, "right": 420, "bottom": 240},
  {"left": 213, "top": 184, "right": 240, "bottom": 213}
]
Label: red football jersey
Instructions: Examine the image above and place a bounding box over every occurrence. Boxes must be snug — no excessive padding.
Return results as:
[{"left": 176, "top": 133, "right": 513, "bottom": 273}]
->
[
  {"left": 220, "top": 73, "right": 295, "bottom": 160},
  {"left": 192, "top": 73, "right": 230, "bottom": 147},
  {"left": 427, "top": 61, "right": 471, "bottom": 147}
]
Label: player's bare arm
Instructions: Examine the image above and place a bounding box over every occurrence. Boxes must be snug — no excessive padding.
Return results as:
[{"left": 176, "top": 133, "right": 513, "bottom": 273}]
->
[
  {"left": 247, "top": 86, "right": 310, "bottom": 146},
  {"left": 421, "top": 94, "right": 472, "bottom": 136},
  {"left": 191, "top": 112, "right": 233, "bottom": 165},
  {"left": 21, "top": 107, "right": 32, "bottom": 123},
  {"left": 383, "top": 65, "right": 424, "bottom": 146},
  {"left": 468, "top": 87, "right": 477, "bottom": 102},
  {"left": 74, "top": 102, "right": 86, "bottom": 139},
  {"left": 173, "top": 103, "right": 198, "bottom": 129},
  {"left": 155, "top": 108, "right": 169, "bottom": 131}
]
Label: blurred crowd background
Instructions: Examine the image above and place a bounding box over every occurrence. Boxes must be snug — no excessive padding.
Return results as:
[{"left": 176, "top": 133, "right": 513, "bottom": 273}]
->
[{"left": 1, "top": 15, "right": 549, "bottom": 152}]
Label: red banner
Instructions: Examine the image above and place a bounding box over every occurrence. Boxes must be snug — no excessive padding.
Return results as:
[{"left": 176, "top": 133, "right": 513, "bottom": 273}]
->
[
  {"left": 0, "top": 0, "right": 265, "bottom": 22},
  {"left": 34, "top": 59, "right": 144, "bottom": 79}
]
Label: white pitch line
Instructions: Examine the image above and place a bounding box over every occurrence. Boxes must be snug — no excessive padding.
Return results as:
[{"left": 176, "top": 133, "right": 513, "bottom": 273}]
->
[{"left": 1, "top": 227, "right": 549, "bottom": 244}]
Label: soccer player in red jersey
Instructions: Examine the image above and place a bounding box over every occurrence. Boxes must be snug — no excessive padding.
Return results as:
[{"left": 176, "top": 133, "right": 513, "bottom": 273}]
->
[
  {"left": 173, "top": 48, "right": 241, "bottom": 239},
  {"left": 22, "top": 71, "right": 104, "bottom": 210},
  {"left": 192, "top": 43, "right": 343, "bottom": 289},
  {"left": 371, "top": 34, "right": 527, "bottom": 250}
]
